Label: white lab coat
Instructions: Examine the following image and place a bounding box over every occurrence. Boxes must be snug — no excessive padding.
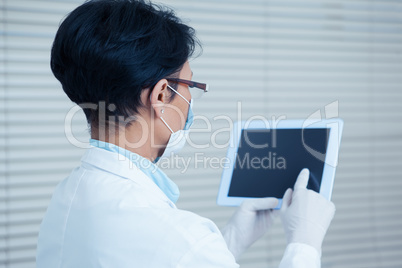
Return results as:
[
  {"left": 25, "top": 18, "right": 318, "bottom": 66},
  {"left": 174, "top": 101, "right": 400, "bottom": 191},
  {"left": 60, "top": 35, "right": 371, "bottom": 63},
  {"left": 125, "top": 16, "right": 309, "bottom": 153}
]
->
[{"left": 36, "top": 146, "right": 320, "bottom": 267}]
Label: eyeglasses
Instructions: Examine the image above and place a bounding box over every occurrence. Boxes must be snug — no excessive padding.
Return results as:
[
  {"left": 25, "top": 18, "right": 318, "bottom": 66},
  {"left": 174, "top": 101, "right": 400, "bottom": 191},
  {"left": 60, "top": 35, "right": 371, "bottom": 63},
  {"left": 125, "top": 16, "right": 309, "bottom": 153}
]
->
[{"left": 166, "top": 78, "right": 209, "bottom": 99}]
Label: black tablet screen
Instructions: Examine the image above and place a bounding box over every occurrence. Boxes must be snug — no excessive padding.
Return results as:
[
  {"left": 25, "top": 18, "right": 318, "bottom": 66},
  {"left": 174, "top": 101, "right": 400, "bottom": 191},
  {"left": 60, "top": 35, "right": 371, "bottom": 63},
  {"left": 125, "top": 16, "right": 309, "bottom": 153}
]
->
[{"left": 228, "top": 128, "right": 330, "bottom": 198}]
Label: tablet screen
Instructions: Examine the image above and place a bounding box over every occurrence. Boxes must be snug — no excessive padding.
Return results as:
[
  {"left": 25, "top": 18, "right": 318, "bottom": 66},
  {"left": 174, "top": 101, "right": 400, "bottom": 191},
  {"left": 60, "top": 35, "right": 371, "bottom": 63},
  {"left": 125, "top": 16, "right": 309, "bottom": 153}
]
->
[{"left": 228, "top": 128, "right": 330, "bottom": 198}]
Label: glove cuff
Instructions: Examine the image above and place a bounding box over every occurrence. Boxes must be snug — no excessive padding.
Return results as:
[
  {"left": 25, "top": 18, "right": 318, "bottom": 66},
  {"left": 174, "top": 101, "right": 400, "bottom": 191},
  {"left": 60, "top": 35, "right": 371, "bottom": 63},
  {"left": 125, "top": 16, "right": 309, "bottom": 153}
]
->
[
  {"left": 288, "top": 220, "right": 326, "bottom": 255},
  {"left": 221, "top": 225, "right": 244, "bottom": 261}
]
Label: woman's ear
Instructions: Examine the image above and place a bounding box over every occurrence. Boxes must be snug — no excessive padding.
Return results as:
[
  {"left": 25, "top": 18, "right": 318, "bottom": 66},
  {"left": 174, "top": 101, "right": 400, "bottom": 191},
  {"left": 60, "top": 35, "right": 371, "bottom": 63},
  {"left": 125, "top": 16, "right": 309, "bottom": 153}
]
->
[{"left": 150, "top": 79, "right": 169, "bottom": 118}]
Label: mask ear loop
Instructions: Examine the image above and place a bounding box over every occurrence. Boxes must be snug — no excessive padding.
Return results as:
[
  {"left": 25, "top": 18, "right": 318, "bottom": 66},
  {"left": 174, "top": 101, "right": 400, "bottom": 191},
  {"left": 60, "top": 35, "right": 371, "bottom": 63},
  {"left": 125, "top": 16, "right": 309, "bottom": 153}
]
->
[
  {"left": 149, "top": 90, "right": 174, "bottom": 134},
  {"left": 167, "top": 85, "right": 190, "bottom": 105},
  {"left": 161, "top": 85, "right": 191, "bottom": 133},
  {"left": 160, "top": 117, "right": 174, "bottom": 133},
  {"left": 151, "top": 84, "right": 190, "bottom": 134}
]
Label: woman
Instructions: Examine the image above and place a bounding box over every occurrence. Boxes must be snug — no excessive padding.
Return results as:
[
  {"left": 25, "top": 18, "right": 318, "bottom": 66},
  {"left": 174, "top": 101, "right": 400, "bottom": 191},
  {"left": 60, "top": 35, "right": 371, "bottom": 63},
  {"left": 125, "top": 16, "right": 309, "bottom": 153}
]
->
[{"left": 36, "top": 1, "right": 335, "bottom": 267}]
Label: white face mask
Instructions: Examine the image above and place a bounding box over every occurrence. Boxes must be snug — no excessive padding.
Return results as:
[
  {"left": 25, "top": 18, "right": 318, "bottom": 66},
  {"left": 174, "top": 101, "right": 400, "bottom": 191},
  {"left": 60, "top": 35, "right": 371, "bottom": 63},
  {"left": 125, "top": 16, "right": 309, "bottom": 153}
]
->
[{"left": 154, "top": 85, "right": 194, "bottom": 163}]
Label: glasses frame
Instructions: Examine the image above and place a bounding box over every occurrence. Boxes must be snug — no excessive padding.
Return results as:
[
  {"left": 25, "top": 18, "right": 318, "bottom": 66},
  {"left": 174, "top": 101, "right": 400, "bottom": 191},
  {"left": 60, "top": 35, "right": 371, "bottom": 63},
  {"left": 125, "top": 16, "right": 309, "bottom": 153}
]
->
[{"left": 166, "top": 78, "right": 209, "bottom": 93}]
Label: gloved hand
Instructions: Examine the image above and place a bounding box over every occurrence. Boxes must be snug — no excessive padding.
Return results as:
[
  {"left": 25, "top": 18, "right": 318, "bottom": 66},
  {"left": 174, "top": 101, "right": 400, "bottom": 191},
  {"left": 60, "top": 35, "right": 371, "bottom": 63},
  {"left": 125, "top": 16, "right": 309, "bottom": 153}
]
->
[
  {"left": 221, "top": 197, "right": 279, "bottom": 260},
  {"left": 280, "top": 168, "right": 336, "bottom": 255}
]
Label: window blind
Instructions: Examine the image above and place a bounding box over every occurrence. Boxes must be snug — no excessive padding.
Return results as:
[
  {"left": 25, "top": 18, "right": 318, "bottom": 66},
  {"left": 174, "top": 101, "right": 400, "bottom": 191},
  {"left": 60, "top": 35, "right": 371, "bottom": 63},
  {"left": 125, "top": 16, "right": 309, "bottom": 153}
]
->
[{"left": 1, "top": 0, "right": 401, "bottom": 267}]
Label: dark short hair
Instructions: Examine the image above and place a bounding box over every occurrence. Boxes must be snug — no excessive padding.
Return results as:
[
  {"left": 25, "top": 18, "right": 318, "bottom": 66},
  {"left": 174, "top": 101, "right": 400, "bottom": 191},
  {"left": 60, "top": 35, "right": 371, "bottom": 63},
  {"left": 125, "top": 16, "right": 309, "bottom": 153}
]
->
[{"left": 51, "top": 0, "right": 199, "bottom": 127}]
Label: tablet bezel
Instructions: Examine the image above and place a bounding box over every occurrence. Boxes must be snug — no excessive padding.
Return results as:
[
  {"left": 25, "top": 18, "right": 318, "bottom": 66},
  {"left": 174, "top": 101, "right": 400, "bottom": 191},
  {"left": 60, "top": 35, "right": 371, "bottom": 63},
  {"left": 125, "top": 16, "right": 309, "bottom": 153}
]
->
[{"left": 217, "top": 119, "right": 343, "bottom": 208}]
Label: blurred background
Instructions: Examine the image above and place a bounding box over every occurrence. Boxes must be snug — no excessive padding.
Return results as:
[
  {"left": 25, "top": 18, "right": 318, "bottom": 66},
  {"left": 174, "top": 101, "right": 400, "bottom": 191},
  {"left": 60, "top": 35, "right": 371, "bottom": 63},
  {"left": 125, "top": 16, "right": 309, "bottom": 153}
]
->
[{"left": 1, "top": 0, "right": 402, "bottom": 267}]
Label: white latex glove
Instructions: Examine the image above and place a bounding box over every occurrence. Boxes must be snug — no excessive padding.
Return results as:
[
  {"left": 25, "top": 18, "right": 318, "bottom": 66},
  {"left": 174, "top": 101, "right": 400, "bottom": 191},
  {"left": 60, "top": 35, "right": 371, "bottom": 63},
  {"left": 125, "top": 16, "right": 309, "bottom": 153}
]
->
[
  {"left": 221, "top": 197, "right": 279, "bottom": 260},
  {"left": 280, "top": 168, "right": 336, "bottom": 256}
]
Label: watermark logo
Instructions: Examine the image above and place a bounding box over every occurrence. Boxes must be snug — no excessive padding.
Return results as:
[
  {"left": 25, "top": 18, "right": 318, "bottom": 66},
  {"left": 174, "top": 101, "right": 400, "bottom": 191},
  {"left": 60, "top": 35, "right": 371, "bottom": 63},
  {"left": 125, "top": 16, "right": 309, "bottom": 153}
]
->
[
  {"left": 236, "top": 152, "right": 286, "bottom": 170},
  {"left": 63, "top": 100, "right": 341, "bottom": 171},
  {"left": 302, "top": 100, "right": 341, "bottom": 167}
]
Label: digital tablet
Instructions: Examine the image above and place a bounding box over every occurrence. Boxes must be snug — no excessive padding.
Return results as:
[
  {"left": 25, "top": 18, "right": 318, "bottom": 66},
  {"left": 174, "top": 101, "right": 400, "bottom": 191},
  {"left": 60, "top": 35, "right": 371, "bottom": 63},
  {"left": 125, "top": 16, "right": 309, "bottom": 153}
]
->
[{"left": 217, "top": 119, "right": 343, "bottom": 209}]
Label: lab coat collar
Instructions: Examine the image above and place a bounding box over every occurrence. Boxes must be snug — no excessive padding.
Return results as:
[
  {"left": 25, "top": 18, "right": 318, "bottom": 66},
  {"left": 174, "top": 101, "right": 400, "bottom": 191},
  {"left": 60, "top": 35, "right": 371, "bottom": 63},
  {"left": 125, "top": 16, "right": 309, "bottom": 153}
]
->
[{"left": 80, "top": 145, "right": 179, "bottom": 206}]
